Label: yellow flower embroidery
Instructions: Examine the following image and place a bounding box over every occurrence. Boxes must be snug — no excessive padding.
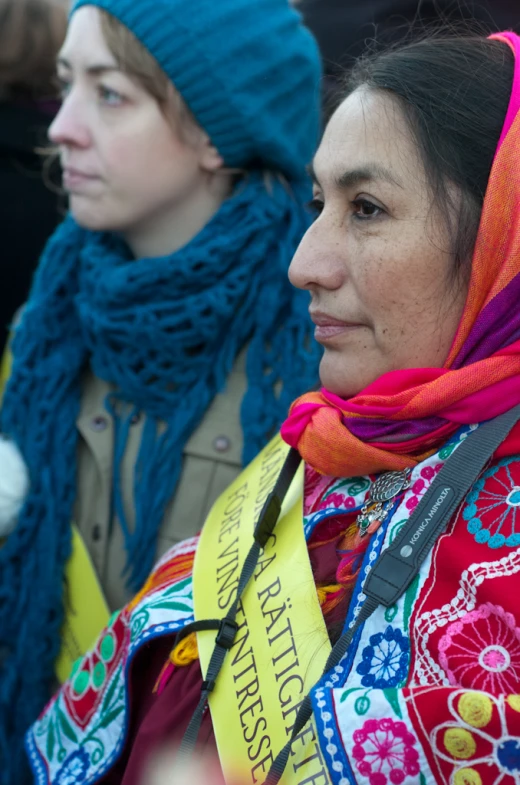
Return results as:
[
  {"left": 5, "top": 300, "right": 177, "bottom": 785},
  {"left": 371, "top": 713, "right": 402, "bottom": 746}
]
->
[
  {"left": 458, "top": 693, "right": 493, "bottom": 728},
  {"left": 453, "top": 767, "right": 482, "bottom": 785},
  {"left": 432, "top": 691, "right": 520, "bottom": 783},
  {"left": 444, "top": 728, "right": 477, "bottom": 759},
  {"left": 507, "top": 694, "right": 520, "bottom": 713}
]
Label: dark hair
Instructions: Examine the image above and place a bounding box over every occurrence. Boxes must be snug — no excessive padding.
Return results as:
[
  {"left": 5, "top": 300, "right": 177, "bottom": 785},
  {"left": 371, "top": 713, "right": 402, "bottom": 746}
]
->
[
  {"left": 342, "top": 36, "right": 514, "bottom": 279},
  {"left": 0, "top": 0, "right": 67, "bottom": 100}
]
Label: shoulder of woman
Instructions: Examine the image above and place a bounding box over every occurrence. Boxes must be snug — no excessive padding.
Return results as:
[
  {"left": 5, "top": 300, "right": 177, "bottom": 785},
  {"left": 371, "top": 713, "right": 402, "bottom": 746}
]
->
[{"left": 26, "top": 536, "right": 199, "bottom": 784}]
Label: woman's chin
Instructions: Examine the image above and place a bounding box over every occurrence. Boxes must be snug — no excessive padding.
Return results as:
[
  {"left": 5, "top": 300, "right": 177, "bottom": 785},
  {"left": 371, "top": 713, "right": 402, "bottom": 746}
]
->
[
  {"left": 69, "top": 202, "right": 106, "bottom": 231},
  {"left": 318, "top": 354, "right": 376, "bottom": 399},
  {"left": 69, "top": 196, "right": 120, "bottom": 232}
]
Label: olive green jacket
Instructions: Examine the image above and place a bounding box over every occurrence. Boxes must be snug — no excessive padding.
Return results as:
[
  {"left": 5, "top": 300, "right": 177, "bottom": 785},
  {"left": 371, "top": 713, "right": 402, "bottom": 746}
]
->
[{"left": 75, "top": 354, "right": 245, "bottom": 610}]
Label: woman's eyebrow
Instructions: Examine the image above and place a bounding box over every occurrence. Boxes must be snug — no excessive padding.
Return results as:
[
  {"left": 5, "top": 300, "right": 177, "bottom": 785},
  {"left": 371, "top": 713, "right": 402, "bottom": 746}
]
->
[
  {"left": 57, "top": 56, "right": 120, "bottom": 76},
  {"left": 335, "top": 164, "right": 403, "bottom": 190},
  {"left": 307, "top": 161, "right": 403, "bottom": 190}
]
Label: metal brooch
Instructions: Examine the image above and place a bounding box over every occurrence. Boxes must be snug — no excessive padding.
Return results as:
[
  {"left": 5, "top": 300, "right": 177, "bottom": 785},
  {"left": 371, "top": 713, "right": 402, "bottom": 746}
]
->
[{"left": 356, "top": 469, "right": 411, "bottom": 536}]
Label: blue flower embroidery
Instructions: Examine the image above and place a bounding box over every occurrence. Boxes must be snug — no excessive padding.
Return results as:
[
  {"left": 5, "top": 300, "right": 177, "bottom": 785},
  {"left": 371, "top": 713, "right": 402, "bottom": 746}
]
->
[
  {"left": 463, "top": 458, "right": 520, "bottom": 549},
  {"left": 55, "top": 749, "right": 89, "bottom": 785},
  {"left": 356, "top": 625, "right": 410, "bottom": 688},
  {"left": 497, "top": 739, "right": 520, "bottom": 773}
]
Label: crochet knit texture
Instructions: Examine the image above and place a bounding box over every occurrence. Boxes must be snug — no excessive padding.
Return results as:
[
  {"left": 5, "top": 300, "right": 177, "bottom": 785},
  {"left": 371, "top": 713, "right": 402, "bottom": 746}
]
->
[{"left": 0, "top": 173, "right": 320, "bottom": 783}]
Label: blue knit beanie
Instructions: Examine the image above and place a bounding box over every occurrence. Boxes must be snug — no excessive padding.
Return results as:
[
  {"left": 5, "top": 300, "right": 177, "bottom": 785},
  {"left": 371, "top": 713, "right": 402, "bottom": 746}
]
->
[{"left": 70, "top": 0, "right": 322, "bottom": 180}]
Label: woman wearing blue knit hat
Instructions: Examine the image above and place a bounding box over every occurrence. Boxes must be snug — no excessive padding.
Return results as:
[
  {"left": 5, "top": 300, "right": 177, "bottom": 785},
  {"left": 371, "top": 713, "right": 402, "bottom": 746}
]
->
[{"left": 0, "top": 0, "right": 321, "bottom": 780}]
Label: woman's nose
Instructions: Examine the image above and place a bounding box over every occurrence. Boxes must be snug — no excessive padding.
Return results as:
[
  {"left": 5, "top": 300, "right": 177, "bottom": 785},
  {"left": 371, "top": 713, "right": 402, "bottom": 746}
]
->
[
  {"left": 48, "top": 93, "right": 91, "bottom": 149},
  {"left": 289, "top": 219, "right": 345, "bottom": 292}
]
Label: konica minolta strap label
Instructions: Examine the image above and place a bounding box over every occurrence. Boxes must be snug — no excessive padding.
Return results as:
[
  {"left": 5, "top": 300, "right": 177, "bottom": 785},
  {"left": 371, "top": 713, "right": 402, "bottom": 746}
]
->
[{"left": 363, "top": 403, "right": 520, "bottom": 607}]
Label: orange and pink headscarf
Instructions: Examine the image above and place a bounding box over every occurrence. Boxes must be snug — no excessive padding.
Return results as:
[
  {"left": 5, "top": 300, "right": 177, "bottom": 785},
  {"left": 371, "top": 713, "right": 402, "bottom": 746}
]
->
[{"left": 282, "top": 32, "right": 520, "bottom": 477}]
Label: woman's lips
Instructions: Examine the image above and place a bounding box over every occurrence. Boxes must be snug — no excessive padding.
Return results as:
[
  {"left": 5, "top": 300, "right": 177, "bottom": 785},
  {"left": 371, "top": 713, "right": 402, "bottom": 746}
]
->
[
  {"left": 310, "top": 312, "right": 365, "bottom": 342},
  {"left": 62, "top": 167, "right": 100, "bottom": 191}
]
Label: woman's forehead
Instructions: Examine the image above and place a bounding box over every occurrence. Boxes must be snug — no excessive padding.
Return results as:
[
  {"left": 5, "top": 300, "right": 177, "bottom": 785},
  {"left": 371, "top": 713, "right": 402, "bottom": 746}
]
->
[
  {"left": 312, "top": 88, "right": 421, "bottom": 188},
  {"left": 59, "top": 6, "right": 115, "bottom": 69}
]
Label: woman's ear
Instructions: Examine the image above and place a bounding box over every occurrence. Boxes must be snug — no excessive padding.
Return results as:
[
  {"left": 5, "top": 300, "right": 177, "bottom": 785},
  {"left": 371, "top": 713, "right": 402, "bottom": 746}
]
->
[{"left": 198, "top": 134, "right": 225, "bottom": 174}]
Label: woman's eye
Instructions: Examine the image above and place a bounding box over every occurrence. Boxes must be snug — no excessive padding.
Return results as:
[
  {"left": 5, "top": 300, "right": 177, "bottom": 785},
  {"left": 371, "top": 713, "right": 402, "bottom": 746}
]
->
[
  {"left": 307, "top": 198, "right": 324, "bottom": 216},
  {"left": 57, "top": 77, "right": 72, "bottom": 98},
  {"left": 98, "top": 85, "right": 124, "bottom": 106},
  {"left": 352, "top": 198, "right": 383, "bottom": 220}
]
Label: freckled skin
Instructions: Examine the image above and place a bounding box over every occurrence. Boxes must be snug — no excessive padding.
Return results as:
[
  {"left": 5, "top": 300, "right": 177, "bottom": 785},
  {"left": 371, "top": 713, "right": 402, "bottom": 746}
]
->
[{"left": 289, "top": 88, "right": 469, "bottom": 398}]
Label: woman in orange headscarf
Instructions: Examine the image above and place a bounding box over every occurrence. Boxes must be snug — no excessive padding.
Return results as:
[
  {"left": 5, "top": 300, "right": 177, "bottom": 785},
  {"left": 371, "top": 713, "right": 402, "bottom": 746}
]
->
[{"left": 27, "top": 30, "right": 520, "bottom": 785}]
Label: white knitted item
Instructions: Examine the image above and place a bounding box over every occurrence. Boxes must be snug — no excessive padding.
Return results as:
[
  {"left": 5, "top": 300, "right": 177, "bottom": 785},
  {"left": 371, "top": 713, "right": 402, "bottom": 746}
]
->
[{"left": 0, "top": 437, "right": 29, "bottom": 536}]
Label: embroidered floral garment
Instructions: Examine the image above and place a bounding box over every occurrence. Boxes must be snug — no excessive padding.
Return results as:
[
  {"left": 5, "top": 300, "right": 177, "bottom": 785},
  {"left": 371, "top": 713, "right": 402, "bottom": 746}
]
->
[{"left": 27, "top": 427, "right": 520, "bottom": 785}]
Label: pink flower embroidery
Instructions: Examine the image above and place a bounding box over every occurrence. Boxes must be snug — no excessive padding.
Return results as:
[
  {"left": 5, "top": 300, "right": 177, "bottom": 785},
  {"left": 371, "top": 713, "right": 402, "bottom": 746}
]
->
[
  {"left": 325, "top": 492, "right": 356, "bottom": 510},
  {"left": 438, "top": 603, "right": 520, "bottom": 693},
  {"left": 412, "top": 479, "right": 426, "bottom": 495},
  {"left": 352, "top": 718, "right": 420, "bottom": 785},
  {"left": 406, "top": 496, "right": 419, "bottom": 511},
  {"left": 405, "top": 463, "right": 444, "bottom": 510}
]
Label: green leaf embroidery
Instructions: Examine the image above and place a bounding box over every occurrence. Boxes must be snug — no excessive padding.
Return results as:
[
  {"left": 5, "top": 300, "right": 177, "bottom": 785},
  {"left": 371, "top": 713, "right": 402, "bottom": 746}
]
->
[
  {"left": 439, "top": 443, "right": 456, "bottom": 460},
  {"left": 420, "top": 773, "right": 427, "bottom": 785},
  {"left": 162, "top": 577, "right": 192, "bottom": 598},
  {"left": 403, "top": 575, "right": 420, "bottom": 631},
  {"left": 323, "top": 477, "right": 369, "bottom": 501},
  {"left": 99, "top": 705, "right": 124, "bottom": 729},
  {"left": 130, "top": 611, "right": 150, "bottom": 641},
  {"left": 346, "top": 478, "right": 371, "bottom": 496},
  {"left": 151, "top": 600, "right": 192, "bottom": 613},
  {"left": 389, "top": 520, "right": 407, "bottom": 544},
  {"left": 58, "top": 709, "right": 78, "bottom": 743},
  {"left": 339, "top": 687, "right": 362, "bottom": 703},
  {"left": 46, "top": 718, "right": 56, "bottom": 761},
  {"left": 383, "top": 688, "right": 403, "bottom": 719},
  {"left": 355, "top": 696, "right": 371, "bottom": 715},
  {"left": 385, "top": 605, "right": 398, "bottom": 623}
]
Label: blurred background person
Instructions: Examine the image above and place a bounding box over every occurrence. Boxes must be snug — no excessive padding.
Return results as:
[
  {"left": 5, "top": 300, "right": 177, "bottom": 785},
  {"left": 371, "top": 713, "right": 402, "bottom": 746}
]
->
[
  {"left": 296, "top": 0, "right": 520, "bottom": 113},
  {"left": 0, "top": 0, "right": 322, "bottom": 781},
  {"left": 0, "top": 0, "right": 66, "bottom": 354}
]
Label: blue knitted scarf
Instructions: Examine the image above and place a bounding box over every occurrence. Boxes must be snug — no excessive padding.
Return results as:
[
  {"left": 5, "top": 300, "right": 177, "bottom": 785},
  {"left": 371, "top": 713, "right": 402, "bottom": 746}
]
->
[{"left": 0, "top": 173, "right": 321, "bottom": 783}]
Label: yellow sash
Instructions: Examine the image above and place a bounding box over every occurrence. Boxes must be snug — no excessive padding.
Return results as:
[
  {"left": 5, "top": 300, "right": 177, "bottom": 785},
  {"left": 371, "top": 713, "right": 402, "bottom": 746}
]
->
[
  {"left": 0, "top": 347, "right": 10, "bottom": 400},
  {"left": 194, "top": 436, "right": 332, "bottom": 785},
  {"left": 55, "top": 526, "right": 110, "bottom": 683}
]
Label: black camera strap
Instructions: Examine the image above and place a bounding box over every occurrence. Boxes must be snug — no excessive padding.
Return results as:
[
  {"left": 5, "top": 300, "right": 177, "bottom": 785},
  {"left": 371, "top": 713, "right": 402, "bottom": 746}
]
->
[{"left": 177, "top": 446, "right": 302, "bottom": 760}]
